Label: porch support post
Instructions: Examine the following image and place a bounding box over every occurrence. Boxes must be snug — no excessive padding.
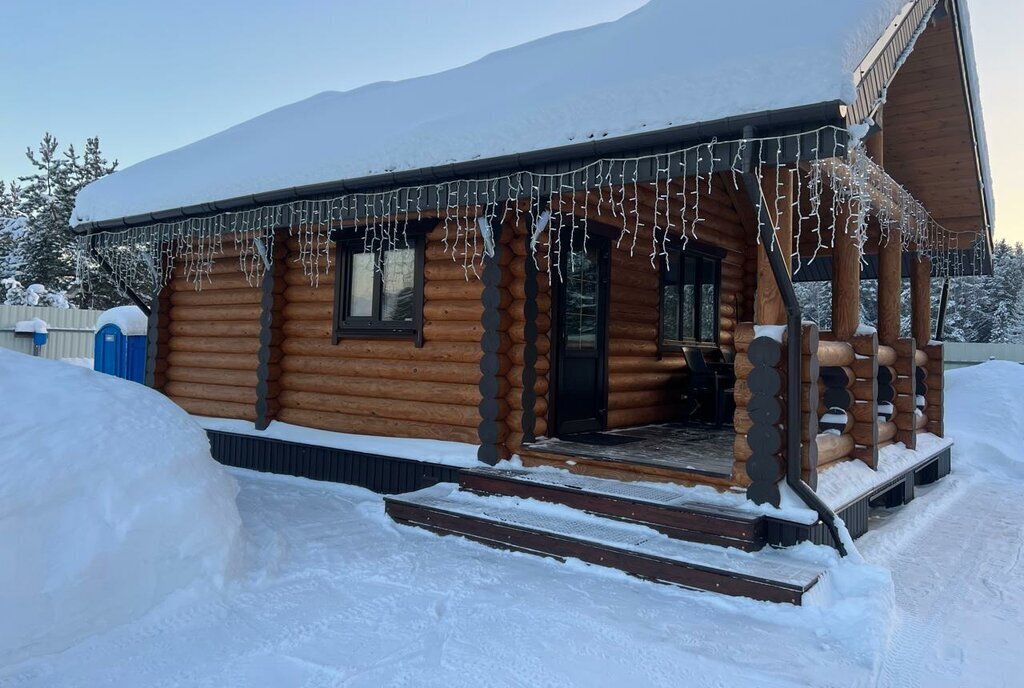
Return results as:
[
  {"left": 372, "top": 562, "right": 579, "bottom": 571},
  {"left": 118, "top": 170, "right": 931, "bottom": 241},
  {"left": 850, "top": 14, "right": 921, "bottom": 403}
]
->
[
  {"left": 520, "top": 223, "right": 539, "bottom": 445},
  {"left": 478, "top": 219, "right": 512, "bottom": 465},
  {"left": 877, "top": 233, "right": 902, "bottom": 345},
  {"left": 831, "top": 206, "right": 861, "bottom": 341},
  {"left": 755, "top": 166, "right": 793, "bottom": 326},
  {"left": 254, "top": 237, "right": 276, "bottom": 431},
  {"left": 738, "top": 137, "right": 846, "bottom": 555},
  {"left": 911, "top": 255, "right": 932, "bottom": 347},
  {"left": 144, "top": 284, "right": 169, "bottom": 390}
]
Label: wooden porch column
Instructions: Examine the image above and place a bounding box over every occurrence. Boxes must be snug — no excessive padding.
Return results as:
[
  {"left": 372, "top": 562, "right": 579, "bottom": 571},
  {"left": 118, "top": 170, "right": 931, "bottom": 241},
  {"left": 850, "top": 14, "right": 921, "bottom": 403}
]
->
[
  {"left": 910, "top": 255, "right": 932, "bottom": 346},
  {"left": 831, "top": 206, "right": 861, "bottom": 341},
  {"left": 755, "top": 166, "right": 793, "bottom": 326},
  {"left": 478, "top": 220, "right": 513, "bottom": 465},
  {"left": 877, "top": 234, "right": 902, "bottom": 345}
]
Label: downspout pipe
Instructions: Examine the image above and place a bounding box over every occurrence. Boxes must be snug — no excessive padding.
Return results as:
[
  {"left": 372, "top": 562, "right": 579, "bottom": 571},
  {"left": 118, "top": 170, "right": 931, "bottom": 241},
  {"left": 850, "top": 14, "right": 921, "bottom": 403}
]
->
[
  {"left": 87, "top": 241, "right": 152, "bottom": 316},
  {"left": 936, "top": 277, "right": 950, "bottom": 340},
  {"left": 739, "top": 128, "right": 847, "bottom": 556}
]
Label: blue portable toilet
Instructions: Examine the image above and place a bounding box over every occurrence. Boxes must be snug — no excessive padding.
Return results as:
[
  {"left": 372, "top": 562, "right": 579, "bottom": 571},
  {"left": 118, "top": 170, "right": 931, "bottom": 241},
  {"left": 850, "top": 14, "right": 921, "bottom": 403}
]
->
[
  {"left": 93, "top": 306, "right": 148, "bottom": 383},
  {"left": 14, "top": 318, "right": 48, "bottom": 356}
]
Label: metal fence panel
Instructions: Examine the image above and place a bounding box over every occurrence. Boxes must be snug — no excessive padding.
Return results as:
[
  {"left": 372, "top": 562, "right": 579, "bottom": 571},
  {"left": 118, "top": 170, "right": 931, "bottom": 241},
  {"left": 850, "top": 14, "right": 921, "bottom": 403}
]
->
[
  {"left": 943, "top": 342, "right": 1024, "bottom": 370},
  {"left": 0, "top": 305, "right": 105, "bottom": 361}
]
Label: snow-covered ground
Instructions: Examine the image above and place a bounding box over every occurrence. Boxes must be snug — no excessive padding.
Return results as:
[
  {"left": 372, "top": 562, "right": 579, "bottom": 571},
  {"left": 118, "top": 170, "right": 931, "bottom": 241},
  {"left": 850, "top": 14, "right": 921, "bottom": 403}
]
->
[{"left": 1, "top": 361, "right": 1022, "bottom": 686}]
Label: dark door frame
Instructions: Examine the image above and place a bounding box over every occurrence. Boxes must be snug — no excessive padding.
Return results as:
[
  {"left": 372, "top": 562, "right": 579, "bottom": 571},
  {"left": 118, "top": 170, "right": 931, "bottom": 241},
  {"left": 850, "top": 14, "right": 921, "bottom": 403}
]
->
[{"left": 548, "top": 224, "right": 612, "bottom": 437}]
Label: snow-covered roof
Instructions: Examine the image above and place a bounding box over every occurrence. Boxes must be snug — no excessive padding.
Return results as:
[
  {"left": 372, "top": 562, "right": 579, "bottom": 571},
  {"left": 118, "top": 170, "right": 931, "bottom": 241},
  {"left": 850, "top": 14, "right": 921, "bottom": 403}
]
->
[
  {"left": 73, "top": 0, "right": 915, "bottom": 227},
  {"left": 96, "top": 305, "right": 148, "bottom": 336}
]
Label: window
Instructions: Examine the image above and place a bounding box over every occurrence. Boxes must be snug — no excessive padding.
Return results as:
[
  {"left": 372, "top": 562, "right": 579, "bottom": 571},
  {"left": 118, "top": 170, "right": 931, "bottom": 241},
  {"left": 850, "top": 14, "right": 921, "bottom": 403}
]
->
[
  {"left": 334, "top": 238, "right": 424, "bottom": 346},
  {"left": 661, "top": 248, "right": 720, "bottom": 347}
]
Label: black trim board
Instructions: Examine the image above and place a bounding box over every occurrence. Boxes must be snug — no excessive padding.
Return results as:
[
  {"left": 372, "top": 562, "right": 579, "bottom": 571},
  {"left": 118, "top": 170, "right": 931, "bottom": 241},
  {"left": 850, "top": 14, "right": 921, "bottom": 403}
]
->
[{"left": 207, "top": 430, "right": 461, "bottom": 494}]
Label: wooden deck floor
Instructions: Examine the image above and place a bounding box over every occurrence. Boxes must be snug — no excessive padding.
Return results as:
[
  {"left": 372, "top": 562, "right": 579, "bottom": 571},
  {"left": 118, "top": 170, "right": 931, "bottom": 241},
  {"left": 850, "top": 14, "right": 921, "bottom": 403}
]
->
[{"left": 523, "top": 423, "right": 735, "bottom": 478}]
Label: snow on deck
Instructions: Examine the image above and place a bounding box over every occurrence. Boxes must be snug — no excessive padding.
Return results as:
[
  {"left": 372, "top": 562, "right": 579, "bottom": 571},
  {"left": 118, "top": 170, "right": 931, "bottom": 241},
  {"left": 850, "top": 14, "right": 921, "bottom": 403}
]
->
[
  {"left": 194, "top": 416, "right": 481, "bottom": 468},
  {"left": 73, "top": 0, "right": 911, "bottom": 225},
  {"left": 485, "top": 462, "right": 819, "bottom": 524},
  {"left": 816, "top": 433, "right": 954, "bottom": 511},
  {"left": 390, "top": 482, "right": 828, "bottom": 587}
]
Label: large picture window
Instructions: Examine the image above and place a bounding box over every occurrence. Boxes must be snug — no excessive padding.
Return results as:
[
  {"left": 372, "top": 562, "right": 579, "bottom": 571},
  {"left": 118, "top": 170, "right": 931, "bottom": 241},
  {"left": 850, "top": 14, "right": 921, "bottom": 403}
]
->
[
  {"left": 333, "top": 238, "right": 424, "bottom": 346},
  {"left": 661, "top": 248, "right": 720, "bottom": 347}
]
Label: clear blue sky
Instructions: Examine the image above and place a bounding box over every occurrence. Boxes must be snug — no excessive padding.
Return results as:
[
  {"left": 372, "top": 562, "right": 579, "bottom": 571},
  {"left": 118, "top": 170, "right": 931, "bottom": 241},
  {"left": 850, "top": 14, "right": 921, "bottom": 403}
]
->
[{"left": 1, "top": 0, "right": 1020, "bottom": 241}]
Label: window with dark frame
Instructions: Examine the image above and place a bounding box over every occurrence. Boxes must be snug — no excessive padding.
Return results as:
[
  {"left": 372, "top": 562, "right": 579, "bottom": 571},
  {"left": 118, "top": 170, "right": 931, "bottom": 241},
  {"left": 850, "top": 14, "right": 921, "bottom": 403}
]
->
[
  {"left": 660, "top": 248, "right": 721, "bottom": 348},
  {"left": 333, "top": 236, "right": 425, "bottom": 346}
]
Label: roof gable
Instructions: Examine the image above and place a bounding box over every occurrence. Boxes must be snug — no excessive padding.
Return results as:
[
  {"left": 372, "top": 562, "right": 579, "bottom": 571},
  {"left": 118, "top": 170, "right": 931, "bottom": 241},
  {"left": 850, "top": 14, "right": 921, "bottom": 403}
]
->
[{"left": 881, "top": 0, "right": 992, "bottom": 246}]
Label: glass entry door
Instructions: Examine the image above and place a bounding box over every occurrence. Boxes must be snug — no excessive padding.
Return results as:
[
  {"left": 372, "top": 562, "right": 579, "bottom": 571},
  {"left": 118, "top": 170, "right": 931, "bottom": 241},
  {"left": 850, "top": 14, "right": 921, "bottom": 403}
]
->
[{"left": 554, "top": 232, "right": 609, "bottom": 436}]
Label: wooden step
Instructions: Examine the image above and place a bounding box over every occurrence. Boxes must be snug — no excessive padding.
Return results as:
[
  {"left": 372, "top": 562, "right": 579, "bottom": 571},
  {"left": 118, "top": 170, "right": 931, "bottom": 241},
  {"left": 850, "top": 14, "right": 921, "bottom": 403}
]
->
[
  {"left": 385, "top": 484, "right": 826, "bottom": 605},
  {"left": 460, "top": 466, "right": 767, "bottom": 551}
]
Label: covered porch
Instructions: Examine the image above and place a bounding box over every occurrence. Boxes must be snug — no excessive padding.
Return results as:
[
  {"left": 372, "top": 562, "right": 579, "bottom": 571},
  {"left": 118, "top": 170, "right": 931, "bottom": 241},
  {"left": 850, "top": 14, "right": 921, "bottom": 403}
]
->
[{"left": 505, "top": 128, "right": 974, "bottom": 519}]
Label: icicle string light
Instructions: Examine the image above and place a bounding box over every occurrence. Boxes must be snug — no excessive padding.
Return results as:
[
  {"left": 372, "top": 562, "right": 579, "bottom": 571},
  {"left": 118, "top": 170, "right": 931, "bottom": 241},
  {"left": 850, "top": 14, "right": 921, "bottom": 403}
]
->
[{"left": 77, "top": 125, "right": 986, "bottom": 300}]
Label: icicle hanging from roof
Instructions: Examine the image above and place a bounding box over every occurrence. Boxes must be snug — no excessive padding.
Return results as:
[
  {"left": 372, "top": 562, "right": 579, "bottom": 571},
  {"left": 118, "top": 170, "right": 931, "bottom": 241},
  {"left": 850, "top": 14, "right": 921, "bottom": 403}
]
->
[{"left": 77, "top": 124, "right": 985, "bottom": 302}]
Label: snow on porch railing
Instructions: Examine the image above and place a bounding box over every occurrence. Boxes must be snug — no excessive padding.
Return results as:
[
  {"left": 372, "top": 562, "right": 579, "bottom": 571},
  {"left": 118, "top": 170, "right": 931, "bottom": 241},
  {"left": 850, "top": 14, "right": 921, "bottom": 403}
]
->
[{"left": 76, "top": 125, "right": 982, "bottom": 301}]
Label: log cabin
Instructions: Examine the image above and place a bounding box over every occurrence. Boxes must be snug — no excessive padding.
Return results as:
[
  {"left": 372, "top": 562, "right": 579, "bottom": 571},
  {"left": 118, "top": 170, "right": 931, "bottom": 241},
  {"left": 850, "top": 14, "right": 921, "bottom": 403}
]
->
[{"left": 72, "top": 0, "right": 991, "bottom": 602}]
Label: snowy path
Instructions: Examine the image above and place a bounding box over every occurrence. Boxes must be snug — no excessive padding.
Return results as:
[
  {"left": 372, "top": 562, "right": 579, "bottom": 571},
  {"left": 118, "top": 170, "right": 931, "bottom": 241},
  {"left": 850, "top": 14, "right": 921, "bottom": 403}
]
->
[
  {"left": 1, "top": 469, "right": 885, "bottom": 688},
  {"left": 861, "top": 473, "right": 1024, "bottom": 687},
  {"left": 3, "top": 463, "right": 1023, "bottom": 687}
]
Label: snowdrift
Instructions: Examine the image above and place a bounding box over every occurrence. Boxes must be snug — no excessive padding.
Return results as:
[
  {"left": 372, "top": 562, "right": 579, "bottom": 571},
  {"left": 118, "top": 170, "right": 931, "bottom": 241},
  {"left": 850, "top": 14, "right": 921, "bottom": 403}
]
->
[
  {"left": 946, "top": 360, "right": 1024, "bottom": 478},
  {"left": 0, "top": 350, "right": 242, "bottom": 665}
]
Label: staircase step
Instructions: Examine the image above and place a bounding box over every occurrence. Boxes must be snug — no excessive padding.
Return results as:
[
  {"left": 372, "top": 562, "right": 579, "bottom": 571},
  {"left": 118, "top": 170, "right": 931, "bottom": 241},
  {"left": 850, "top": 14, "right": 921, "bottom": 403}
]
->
[
  {"left": 460, "top": 466, "right": 765, "bottom": 550},
  {"left": 385, "top": 484, "right": 826, "bottom": 604}
]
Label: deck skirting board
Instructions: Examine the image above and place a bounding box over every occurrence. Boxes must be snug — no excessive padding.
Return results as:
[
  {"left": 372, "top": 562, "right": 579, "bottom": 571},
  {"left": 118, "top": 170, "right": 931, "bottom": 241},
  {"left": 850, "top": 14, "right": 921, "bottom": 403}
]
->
[
  {"left": 206, "top": 430, "right": 462, "bottom": 494},
  {"left": 766, "top": 446, "right": 952, "bottom": 546}
]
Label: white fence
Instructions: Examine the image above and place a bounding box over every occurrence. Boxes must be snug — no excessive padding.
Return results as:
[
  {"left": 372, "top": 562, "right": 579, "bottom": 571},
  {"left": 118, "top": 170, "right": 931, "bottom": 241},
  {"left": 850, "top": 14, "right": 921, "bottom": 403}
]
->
[
  {"left": 0, "top": 305, "right": 104, "bottom": 361},
  {"left": 944, "top": 342, "right": 1024, "bottom": 370}
]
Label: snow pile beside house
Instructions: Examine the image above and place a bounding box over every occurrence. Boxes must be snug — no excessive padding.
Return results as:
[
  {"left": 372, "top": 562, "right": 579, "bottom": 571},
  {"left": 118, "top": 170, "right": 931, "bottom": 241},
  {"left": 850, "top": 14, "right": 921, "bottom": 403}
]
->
[
  {"left": 95, "top": 304, "right": 148, "bottom": 336},
  {"left": 945, "top": 359, "right": 1024, "bottom": 478},
  {"left": 0, "top": 349, "right": 243, "bottom": 665}
]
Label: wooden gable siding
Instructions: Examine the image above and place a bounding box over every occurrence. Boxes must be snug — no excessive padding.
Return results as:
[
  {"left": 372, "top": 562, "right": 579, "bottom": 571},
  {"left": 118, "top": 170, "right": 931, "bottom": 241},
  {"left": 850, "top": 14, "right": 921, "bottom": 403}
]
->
[
  {"left": 883, "top": 14, "right": 986, "bottom": 236},
  {"left": 275, "top": 225, "right": 485, "bottom": 445},
  {"left": 163, "top": 243, "right": 283, "bottom": 421}
]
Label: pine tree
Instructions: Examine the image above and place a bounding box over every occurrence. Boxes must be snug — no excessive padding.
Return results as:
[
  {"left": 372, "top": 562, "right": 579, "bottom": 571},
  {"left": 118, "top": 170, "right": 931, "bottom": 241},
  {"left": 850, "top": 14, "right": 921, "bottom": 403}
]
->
[{"left": 2, "top": 134, "right": 119, "bottom": 308}]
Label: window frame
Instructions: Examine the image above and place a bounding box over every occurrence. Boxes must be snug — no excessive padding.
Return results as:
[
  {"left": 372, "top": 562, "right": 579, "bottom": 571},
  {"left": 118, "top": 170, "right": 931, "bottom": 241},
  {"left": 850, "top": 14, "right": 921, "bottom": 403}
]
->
[
  {"left": 332, "top": 232, "right": 425, "bottom": 347},
  {"left": 659, "top": 243, "right": 723, "bottom": 351}
]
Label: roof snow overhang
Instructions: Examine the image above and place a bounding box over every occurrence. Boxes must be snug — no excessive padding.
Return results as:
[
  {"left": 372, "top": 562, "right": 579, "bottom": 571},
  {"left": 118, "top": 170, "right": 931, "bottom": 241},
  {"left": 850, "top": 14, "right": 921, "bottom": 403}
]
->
[
  {"left": 72, "top": 0, "right": 993, "bottom": 280},
  {"left": 70, "top": 101, "right": 847, "bottom": 235}
]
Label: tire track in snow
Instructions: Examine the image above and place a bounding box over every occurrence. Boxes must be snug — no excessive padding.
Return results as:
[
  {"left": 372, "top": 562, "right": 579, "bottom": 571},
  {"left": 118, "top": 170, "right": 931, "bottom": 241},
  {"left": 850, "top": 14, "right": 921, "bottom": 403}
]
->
[{"left": 872, "top": 477, "right": 1024, "bottom": 687}]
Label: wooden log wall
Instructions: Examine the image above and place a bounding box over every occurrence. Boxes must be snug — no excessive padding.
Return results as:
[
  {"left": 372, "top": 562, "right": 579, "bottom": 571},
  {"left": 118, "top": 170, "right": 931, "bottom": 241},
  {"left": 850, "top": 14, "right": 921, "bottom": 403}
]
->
[
  {"left": 163, "top": 244, "right": 283, "bottom": 421},
  {"left": 605, "top": 229, "right": 687, "bottom": 429},
  {"left": 563, "top": 174, "right": 749, "bottom": 434},
  {"left": 892, "top": 337, "right": 918, "bottom": 450},
  {"left": 923, "top": 342, "right": 944, "bottom": 436},
  {"left": 275, "top": 226, "right": 486, "bottom": 444}
]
